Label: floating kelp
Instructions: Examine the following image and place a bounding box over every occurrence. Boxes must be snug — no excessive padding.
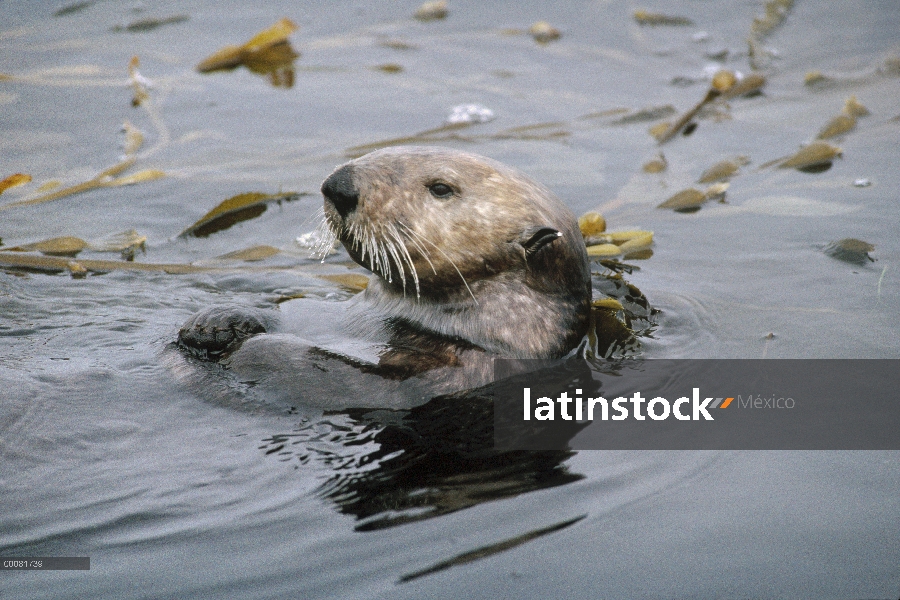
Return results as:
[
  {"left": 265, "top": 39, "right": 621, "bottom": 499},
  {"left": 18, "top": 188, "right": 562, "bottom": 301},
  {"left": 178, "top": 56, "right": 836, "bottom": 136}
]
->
[
  {"left": 723, "top": 72, "right": 766, "bottom": 98},
  {"left": 215, "top": 245, "right": 281, "bottom": 262},
  {"left": 196, "top": 18, "right": 299, "bottom": 88},
  {"left": 815, "top": 96, "right": 870, "bottom": 139},
  {"left": 319, "top": 273, "right": 369, "bottom": 291},
  {"left": 611, "top": 105, "right": 676, "bottom": 125},
  {"left": 0, "top": 173, "right": 31, "bottom": 196},
  {"left": 749, "top": 0, "right": 793, "bottom": 38},
  {"left": 380, "top": 39, "right": 417, "bottom": 51},
  {"left": 748, "top": 0, "right": 793, "bottom": 70},
  {"left": 179, "top": 192, "right": 304, "bottom": 238},
  {"left": 7, "top": 229, "right": 148, "bottom": 260},
  {"left": 843, "top": 96, "right": 870, "bottom": 117},
  {"left": 372, "top": 63, "right": 403, "bottom": 74},
  {"left": 0, "top": 251, "right": 301, "bottom": 277},
  {"left": 36, "top": 181, "right": 62, "bottom": 193},
  {"left": 586, "top": 243, "right": 622, "bottom": 258},
  {"left": 6, "top": 236, "right": 89, "bottom": 257},
  {"left": 578, "top": 212, "right": 606, "bottom": 237},
  {"left": 697, "top": 156, "right": 749, "bottom": 183},
  {"left": 53, "top": 1, "right": 94, "bottom": 17},
  {"left": 824, "top": 238, "right": 875, "bottom": 264},
  {"left": 775, "top": 141, "right": 842, "bottom": 172},
  {"left": 529, "top": 21, "right": 561, "bottom": 44},
  {"left": 657, "top": 184, "right": 728, "bottom": 212},
  {"left": 585, "top": 230, "right": 654, "bottom": 258},
  {"left": 112, "top": 15, "right": 189, "bottom": 33},
  {"left": 414, "top": 1, "right": 447, "bottom": 21},
  {"left": 653, "top": 88, "right": 720, "bottom": 144},
  {"left": 642, "top": 153, "right": 667, "bottom": 173},
  {"left": 589, "top": 302, "right": 639, "bottom": 358},
  {"left": 0, "top": 113, "right": 166, "bottom": 212},
  {"left": 816, "top": 114, "right": 855, "bottom": 139},
  {"left": 588, "top": 268, "right": 656, "bottom": 357},
  {"left": 657, "top": 188, "right": 705, "bottom": 212},
  {"left": 632, "top": 9, "right": 693, "bottom": 26}
]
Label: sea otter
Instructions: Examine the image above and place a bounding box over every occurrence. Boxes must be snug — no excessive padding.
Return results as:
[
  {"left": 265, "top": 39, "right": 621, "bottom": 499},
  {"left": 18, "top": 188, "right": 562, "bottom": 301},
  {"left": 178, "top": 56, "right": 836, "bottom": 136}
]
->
[{"left": 173, "top": 146, "right": 592, "bottom": 409}]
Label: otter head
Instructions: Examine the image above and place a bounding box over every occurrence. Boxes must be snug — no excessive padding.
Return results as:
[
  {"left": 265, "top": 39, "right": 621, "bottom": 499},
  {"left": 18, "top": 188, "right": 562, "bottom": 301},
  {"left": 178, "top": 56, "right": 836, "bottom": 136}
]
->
[{"left": 320, "top": 146, "right": 591, "bottom": 358}]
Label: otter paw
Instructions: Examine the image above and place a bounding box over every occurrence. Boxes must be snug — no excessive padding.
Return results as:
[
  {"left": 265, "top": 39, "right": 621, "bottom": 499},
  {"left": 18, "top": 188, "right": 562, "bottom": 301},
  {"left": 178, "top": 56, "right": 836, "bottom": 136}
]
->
[{"left": 177, "top": 306, "right": 272, "bottom": 360}]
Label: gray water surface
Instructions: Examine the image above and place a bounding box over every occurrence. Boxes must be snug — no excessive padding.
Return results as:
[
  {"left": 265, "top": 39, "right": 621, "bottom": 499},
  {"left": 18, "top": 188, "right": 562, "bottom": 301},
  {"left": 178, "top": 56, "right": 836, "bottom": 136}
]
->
[{"left": 2, "top": 1, "right": 899, "bottom": 598}]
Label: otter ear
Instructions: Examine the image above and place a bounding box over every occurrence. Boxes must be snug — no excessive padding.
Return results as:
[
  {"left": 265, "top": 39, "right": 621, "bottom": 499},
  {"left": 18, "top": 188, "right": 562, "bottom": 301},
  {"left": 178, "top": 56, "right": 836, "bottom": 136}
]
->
[{"left": 518, "top": 226, "right": 562, "bottom": 259}]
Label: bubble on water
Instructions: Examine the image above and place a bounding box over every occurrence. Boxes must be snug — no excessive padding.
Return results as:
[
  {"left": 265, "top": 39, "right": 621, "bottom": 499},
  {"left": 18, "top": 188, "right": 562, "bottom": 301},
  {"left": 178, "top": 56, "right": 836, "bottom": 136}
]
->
[{"left": 445, "top": 103, "right": 495, "bottom": 125}]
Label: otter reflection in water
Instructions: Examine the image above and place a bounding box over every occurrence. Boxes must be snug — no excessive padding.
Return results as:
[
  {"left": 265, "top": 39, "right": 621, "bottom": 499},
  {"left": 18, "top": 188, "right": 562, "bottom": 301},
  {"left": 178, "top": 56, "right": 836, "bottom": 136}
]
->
[{"left": 260, "top": 359, "right": 598, "bottom": 532}]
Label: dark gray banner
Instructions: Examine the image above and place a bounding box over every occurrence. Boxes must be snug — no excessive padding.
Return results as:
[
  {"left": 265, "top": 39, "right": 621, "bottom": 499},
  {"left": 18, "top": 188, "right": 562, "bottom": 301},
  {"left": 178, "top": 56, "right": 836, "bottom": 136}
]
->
[
  {"left": 1, "top": 557, "right": 90, "bottom": 570},
  {"left": 493, "top": 359, "right": 900, "bottom": 450}
]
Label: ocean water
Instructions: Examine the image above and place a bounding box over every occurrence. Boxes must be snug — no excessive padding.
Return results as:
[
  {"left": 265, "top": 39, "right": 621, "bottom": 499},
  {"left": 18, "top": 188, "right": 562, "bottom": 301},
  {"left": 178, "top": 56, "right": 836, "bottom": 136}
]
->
[{"left": 2, "top": 1, "right": 899, "bottom": 598}]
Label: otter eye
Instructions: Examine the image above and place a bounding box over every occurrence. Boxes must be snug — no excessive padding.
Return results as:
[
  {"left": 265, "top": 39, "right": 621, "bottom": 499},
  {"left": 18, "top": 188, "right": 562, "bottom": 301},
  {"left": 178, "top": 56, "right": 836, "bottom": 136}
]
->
[{"left": 427, "top": 182, "right": 454, "bottom": 199}]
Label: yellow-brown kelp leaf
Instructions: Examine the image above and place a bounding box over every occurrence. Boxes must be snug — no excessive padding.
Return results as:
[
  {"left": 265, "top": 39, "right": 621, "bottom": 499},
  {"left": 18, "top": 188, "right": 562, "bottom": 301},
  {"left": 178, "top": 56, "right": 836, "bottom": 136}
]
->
[
  {"left": 414, "top": 1, "right": 448, "bottom": 21},
  {"left": 617, "top": 232, "right": 654, "bottom": 253},
  {"left": 8, "top": 236, "right": 89, "bottom": 257},
  {"left": 804, "top": 70, "right": 829, "bottom": 87},
  {"left": 642, "top": 153, "right": 667, "bottom": 173},
  {"left": 215, "top": 245, "right": 281, "bottom": 262},
  {"left": 592, "top": 298, "right": 624, "bottom": 311},
  {"left": 654, "top": 88, "right": 721, "bottom": 144},
  {"left": 0, "top": 251, "right": 308, "bottom": 276},
  {"left": 816, "top": 114, "right": 856, "bottom": 139},
  {"left": 633, "top": 9, "right": 693, "bottom": 26},
  {"left": 319, "top": 273, "right": 370, "bottom": 291},
  {"left": 657, "top": 188, "right": 706, "bottom": 212},
  {"left": 578, "top": 212, "right": 606, "bottom": 237},
  {"left": 372, "top": 63, "right": 404, "bottom": 74},
  {"left": 0, "top": 173, "right": 31, "bottom": 195},
  {"left": 824, "top": 238, "right": 875, "bottom": 264},
  {"left": 109, "top": 169, "right": 165, "bottom": 186},
  {"left": 723, "top": 73, "right": 766, "bottom": 98},
  {"left": 588, "top": 301, "right": 639, "bottom": 358},
  {"left": 36, "top": 181, "right": 62, "bottom": 192},
  {"left": 179, "top": 192, "right": 301, "bottom": 238},
  {"left": 697, "top": 157, "right": 749, "bottom": 183},
  {"left": 529, "top": 21, "right": 561, "bottom": 44},
  {"left": 196, "top": 18, "right": 299, "bottom": 73},
  {"left": 67, "top": 261, "right": 88, "bottom": 278},
  {"left": 586, "top": 231, "right": 654, "bottom": 258},
  {"left": 711, "top": 70, "right": 737, "bottom": 93},
  {"left": 648, "top": 121, "right": 672, "bottom": 140},
  {"left": 586, "top": 243, "right": 622, "bottom": 257},
  {"left": 843, "top": 95, "right": 870, "bottom": 117},
  {"left": 777, "top": 141, "right": 842, "bottom": 172}
]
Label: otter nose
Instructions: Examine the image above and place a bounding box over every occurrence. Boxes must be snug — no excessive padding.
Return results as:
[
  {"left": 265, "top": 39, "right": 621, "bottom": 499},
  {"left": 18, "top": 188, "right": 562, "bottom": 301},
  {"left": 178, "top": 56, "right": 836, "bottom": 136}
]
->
[{"left": 321, "top": 165, "right": 359, "bottom": 217}]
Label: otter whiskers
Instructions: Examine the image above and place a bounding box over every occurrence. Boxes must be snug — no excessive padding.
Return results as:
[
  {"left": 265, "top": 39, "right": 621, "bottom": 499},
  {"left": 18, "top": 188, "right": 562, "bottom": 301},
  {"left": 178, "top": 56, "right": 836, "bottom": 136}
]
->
[{"left": 398, "top": 222, "right": 478, "bottom": 304}]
